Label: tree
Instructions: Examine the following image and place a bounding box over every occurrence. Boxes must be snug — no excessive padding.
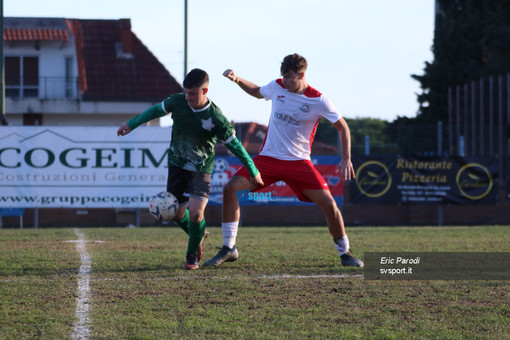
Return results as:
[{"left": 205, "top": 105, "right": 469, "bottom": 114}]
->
[
  {"left": 386, "top": 116, "right": 439, "bottom": 156},
  {"left": 412, "top": 0, "right": 510, "bottom": 123},
  {"left": 314, "top": 117, "right": 396, "bottom": 155}
]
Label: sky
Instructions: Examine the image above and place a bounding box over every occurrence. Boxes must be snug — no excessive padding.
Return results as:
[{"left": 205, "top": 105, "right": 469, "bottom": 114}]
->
[{"left": 4, "top": 0, "right": 435, "bottom": 126}]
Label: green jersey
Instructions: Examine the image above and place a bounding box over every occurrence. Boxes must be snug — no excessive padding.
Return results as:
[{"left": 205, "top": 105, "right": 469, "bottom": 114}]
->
[{"left": 127, "top": 93, "right": 245, "bottom": 174}]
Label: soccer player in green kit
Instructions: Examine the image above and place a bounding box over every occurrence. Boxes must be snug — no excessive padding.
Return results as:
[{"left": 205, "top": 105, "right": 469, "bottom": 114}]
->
[{"left": 117, "top": 69, "right": 263, "bottom": 270}]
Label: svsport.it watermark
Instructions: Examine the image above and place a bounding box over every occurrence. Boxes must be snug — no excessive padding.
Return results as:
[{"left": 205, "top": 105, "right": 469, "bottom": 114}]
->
[{"left": 236, "top": 189, "right": 277, "bottom": 202}]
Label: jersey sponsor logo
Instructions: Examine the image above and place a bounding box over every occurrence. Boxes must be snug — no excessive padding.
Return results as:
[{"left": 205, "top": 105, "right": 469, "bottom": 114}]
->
[
  {"left": 201, "top": 118, "right": 215, "bottom": 131},
  {"left": 276, "top": 95, "right": 286, "bottom": 103},
  {"left": 274, "top": 111, "right": 301, "bottom": 126},
  {"left": 299, "top": 104, "right": 311, "bottom": 112}
]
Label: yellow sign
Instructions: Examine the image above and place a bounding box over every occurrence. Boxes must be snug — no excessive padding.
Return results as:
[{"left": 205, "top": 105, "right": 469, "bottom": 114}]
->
[
  {"left": 456, "top": 163, "right": 493, "bottom": 200},
  {"left": 355, "top": 161, "right": 392, "bottom": 198}
]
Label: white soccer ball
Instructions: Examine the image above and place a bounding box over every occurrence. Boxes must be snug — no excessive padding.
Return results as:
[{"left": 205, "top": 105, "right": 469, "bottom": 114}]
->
[{"left": 149, "top": 192, "right": 179, "bottom": 221}]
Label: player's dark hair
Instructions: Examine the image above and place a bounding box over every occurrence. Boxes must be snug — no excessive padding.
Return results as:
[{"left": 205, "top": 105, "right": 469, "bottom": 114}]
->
[
  {"left": 280, "top": 53, "right": 308, "bottom": 75},
  {"left": 183, "top": 68, "right": 209, "bottom": 89}
]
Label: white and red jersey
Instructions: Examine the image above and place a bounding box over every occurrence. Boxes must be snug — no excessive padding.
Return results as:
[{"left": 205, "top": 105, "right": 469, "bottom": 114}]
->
[{"left": 258, "top": 79, "right": 342, "bottom": 161}]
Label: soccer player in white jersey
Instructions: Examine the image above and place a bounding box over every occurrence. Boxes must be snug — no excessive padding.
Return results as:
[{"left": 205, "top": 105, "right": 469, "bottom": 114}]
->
[{"left": 204, "top": 54, "right": 363, "bottom": 268}]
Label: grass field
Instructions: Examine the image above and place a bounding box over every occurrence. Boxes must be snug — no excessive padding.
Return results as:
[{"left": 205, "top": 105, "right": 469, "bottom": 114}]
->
[{"left": 0, "top": 225, "right": 509, "bottom": 339}]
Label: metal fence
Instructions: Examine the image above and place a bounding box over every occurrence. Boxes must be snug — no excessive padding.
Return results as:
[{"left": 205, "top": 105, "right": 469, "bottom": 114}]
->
[
  {"left": 349, "top": 122, "right": 508, "bottom": 181},
  {"left": 447, "top": 73, "right": 510, "bottom": 182}
]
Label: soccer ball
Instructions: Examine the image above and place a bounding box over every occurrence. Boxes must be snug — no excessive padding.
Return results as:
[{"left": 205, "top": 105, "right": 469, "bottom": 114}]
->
[{"left": 149, "top": 192, "right": 179, "bottom": 221}]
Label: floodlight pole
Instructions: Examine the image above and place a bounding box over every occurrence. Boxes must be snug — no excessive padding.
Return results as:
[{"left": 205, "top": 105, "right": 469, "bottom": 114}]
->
[{"left": 184, "top": 0, "right": 188, "bottom": 80}]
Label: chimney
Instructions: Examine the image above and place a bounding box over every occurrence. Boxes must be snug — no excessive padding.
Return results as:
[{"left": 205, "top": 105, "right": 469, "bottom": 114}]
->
[{"left": 119, "top": 19, "right": 133, "bottom": 55}]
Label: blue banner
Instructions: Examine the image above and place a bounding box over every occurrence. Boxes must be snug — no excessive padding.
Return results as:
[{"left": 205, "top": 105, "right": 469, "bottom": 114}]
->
[{"left": 209, "top": 156, "right": 345, "bottom": 206}]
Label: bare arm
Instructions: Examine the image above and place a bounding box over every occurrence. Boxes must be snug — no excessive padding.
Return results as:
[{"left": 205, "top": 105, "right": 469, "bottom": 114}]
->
[
  {"left": 223, "top": 69, "right": 263, "bottom": 99},
  {"left": 332, "top": 117, "right": 355, "bottom": 181}
]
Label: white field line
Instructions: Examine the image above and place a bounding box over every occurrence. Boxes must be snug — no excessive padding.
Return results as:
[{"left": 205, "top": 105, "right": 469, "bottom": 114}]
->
[
  {"left": 63, "top": 240, "right": 105, "bottom": 244},
  {"left": 92, "top": 273, "right": 363, "bottom": 282},
  {"left": 256, "top": 273, "right": 363, "bottom": 279},
  {"left": 71, "top": 229, "right": 92, "bottom": 340}
]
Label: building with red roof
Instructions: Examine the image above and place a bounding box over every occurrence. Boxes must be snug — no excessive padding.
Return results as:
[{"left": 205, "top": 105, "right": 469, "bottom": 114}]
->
[{"left": 3, "top": 17, "right": 182, "bottom": 126}]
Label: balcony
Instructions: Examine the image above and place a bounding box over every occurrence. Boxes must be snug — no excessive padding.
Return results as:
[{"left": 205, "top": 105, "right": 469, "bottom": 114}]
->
[{"left": 6, "top": 77, "right": 80, "bottom": 100}]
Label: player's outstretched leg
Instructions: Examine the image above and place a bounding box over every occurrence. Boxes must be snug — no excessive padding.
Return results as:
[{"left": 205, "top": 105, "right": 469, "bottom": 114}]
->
[
  {"left": 303, "top": 189, "right": 364, "bottom": 268},
  {"left": 203, "top": 220, "right": 240, "bottom": 267},
  {"left": 204, "top": 175, "right": 247, "bottom": 267},
  {"left": 203, "top": 245, "right": 239, "bottom": 267}
]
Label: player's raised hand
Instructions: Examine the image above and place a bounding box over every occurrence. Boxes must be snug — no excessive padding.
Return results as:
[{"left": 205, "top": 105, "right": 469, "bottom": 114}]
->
[
  {"left": 117, "top": 123, "right": 132, "bottom": 136},
  {"left": 223, "top": 69, "right": 237, "bottom": 82}
]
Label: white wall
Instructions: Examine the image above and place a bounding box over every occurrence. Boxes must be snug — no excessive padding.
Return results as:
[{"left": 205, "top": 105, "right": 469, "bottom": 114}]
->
[{"left": 5, "top": 39, "right": 77, "bottom": 78}]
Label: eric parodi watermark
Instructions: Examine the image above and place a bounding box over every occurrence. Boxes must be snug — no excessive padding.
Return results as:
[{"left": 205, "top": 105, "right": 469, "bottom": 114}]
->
[{"left": 364, "top": 252, "right": 510, "bottom": 280}]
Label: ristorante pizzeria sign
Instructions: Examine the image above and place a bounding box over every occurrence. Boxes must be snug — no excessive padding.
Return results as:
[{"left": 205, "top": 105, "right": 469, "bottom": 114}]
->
[{"left": 350, "top": 156, "right": 498, "bottom": 205}]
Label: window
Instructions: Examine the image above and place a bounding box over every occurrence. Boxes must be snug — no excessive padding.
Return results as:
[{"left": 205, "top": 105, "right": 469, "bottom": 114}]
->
[
  {"left": 23, "top": 57, "right": 39, "bottom": 97},
  {"left": 5, "top": 57, "right": 20, "bottom": 97},
  {"left": 5, "top": 56, "right": 39, "bottom": 98}
]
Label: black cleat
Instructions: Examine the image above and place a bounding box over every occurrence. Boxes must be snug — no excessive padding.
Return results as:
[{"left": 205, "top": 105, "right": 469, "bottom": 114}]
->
[
  {"left": 203, "top": 245, "right": 239, "bottom": 267},
  {"left": 340, "top": 253, "right": 364, "bottom": 267}
]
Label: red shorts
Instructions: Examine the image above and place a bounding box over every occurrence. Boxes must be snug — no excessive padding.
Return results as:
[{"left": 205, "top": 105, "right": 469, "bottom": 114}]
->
[{"left": 234, "top": 155, "right": 329, "bottom": 202}]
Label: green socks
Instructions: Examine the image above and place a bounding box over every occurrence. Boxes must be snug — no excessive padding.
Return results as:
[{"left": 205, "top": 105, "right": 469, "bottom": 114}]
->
[
  {"left": 187, "top": 219, "right": 206, "bottom": 255},
  {"left": 176, "top": 210, "right": 190, "bottom": 235},
  {"left": 176, "top": 210, "right": 206, "bottom": 256}
]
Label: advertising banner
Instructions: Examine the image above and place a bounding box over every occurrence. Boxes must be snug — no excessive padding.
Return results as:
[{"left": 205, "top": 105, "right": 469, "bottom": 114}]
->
[
  {"left": 351, "top": 156, "right": 498, "bottom": 205},
  {"left": 0, "top": 127, "right": 345, "bottom": 208},
  {"left": 0, "top": 126, "right": 170, "bottom": 208},
  {"left": 209, "top": 156, "right": 345, "bottom": 206}
]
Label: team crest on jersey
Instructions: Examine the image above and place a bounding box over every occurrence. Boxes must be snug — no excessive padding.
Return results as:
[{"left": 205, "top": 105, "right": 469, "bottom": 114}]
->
[
  {"left": 299, "top": 104, "right": 311, "bottom": 112},
  {"left": 201, "top": 118, "right": 215, "bottom": 131},
  {"left": 276, "top": 95, "right": 286, "bottom": 103}
]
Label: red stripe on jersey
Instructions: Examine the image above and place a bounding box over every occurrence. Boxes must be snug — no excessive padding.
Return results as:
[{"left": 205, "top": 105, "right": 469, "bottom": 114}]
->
[
  {"left": 275, "top": 79, "right": 322, "bottom": 98},
  {"left": 304, "top": 86, "right": 322, "bottom": 98},
  {"left": 309, "top": 119, "right": 320, "bottom": 152},
  {"left": 259, "top": 122, "right": 270, "bottom": 153}
]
